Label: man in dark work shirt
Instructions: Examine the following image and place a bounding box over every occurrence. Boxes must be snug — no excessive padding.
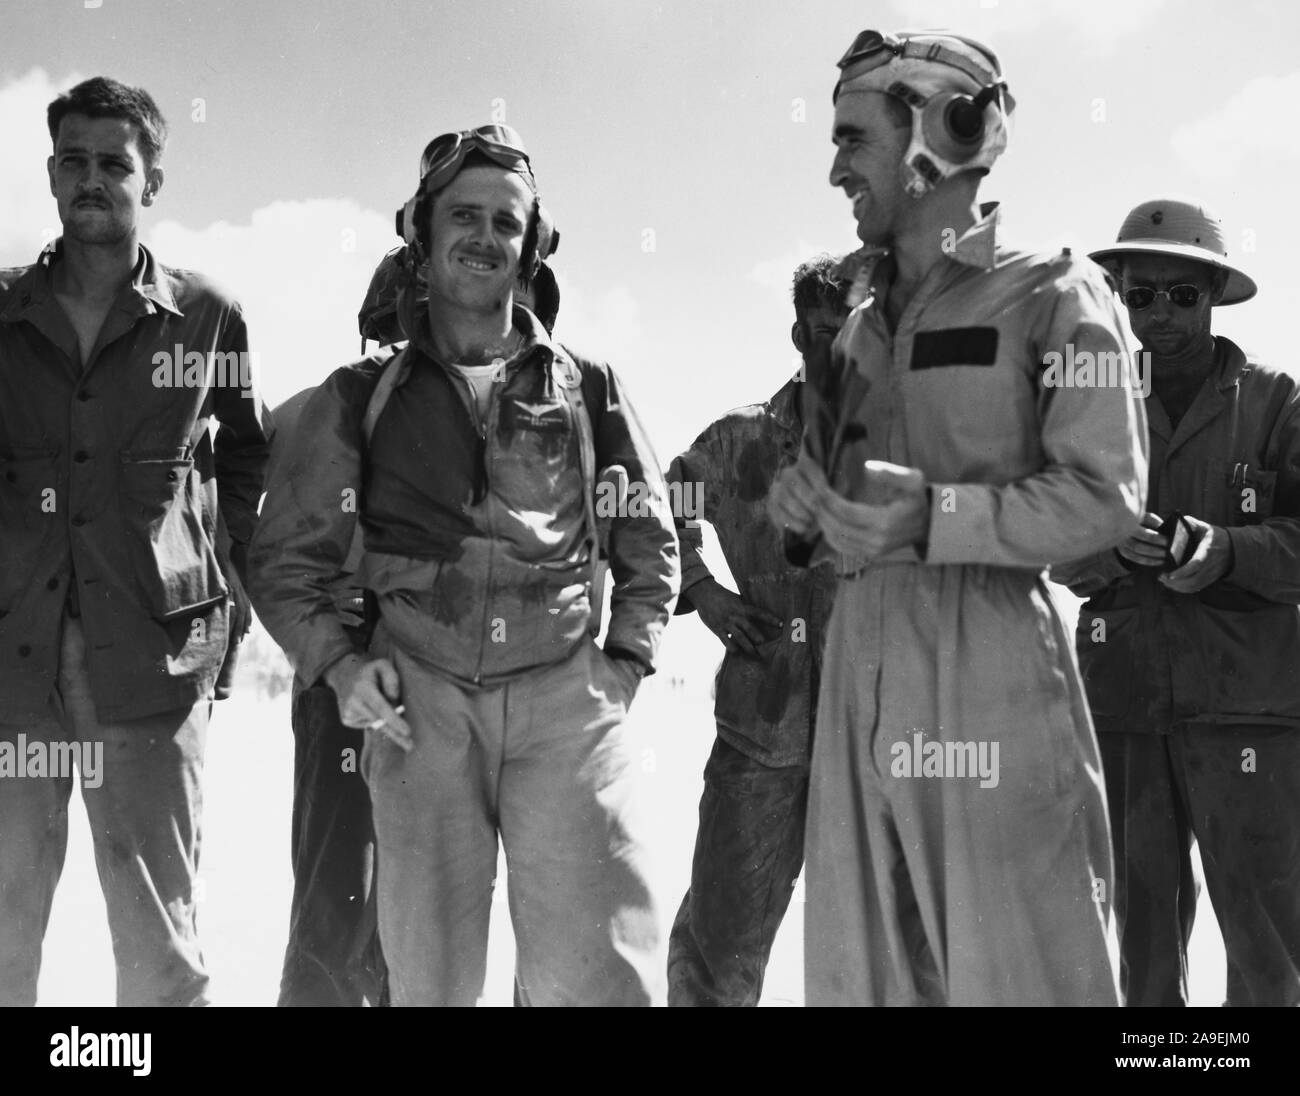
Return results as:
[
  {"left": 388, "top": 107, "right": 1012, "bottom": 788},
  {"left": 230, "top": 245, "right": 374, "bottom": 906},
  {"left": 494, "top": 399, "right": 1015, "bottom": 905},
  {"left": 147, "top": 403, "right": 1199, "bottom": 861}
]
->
[{"left": 1055, "top": 195, "right": 1300, "bottom": 1007}]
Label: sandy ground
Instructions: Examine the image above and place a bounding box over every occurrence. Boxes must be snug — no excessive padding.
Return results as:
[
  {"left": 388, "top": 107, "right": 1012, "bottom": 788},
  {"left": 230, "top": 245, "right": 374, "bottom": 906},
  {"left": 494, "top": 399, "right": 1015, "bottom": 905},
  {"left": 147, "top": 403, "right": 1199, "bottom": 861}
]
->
[{"left": 36, "top": 608, "right": 1227, "bottom": 1007}]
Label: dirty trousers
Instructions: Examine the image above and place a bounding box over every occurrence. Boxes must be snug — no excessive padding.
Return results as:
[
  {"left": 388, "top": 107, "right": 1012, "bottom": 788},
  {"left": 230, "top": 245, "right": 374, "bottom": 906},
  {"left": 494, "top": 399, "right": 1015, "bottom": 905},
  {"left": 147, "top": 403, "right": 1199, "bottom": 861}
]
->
[
  {"left": 279, "top": 678, "right": 387, "bottom": 1007},
  {"left": 0, "top": 615, "right": 208, "bottom": 1006},
  {"left": 1100, "top": 727, "right": 1300, "bottom": 1007},
  {"left": 804, "top": 568, "right": 1120, "bottom": 1006},
  {"left": 363, "top": 635, "right": 660, "bottom": 1006},
  {"left": 668, "top": 736, "right": 807, "bottom": 1006}
]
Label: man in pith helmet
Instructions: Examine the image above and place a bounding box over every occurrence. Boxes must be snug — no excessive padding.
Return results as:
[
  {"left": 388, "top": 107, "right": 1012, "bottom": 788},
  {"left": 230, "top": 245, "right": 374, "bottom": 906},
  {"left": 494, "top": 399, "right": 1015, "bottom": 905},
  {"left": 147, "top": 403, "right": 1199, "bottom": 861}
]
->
[{"left": 1055, "top": 195, "right": 1300, "bottom": 1007}]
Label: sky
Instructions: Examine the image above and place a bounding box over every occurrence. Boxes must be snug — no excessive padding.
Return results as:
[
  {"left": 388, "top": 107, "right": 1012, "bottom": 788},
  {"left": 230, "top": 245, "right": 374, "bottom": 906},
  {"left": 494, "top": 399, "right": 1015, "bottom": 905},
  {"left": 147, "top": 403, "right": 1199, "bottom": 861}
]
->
[{"left": 3, "top": 0, "right": 1299, "bottom": 467}]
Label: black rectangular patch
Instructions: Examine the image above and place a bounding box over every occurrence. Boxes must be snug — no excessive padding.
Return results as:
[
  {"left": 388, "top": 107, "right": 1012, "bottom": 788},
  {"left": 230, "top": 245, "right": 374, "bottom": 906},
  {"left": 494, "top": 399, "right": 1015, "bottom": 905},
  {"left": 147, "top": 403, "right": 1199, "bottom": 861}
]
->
[{"left": 910, "top": 327, "right": 999, "bottom": 370}]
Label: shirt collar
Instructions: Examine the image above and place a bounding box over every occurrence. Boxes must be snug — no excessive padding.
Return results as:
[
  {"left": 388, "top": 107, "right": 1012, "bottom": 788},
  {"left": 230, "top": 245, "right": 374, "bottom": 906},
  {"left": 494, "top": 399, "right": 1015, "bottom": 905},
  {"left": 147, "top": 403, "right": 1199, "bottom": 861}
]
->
[
  {"left": 768, "top": 375, "right": 803, "bottom": 430},
  {"left": 834, "top": 201, "right": 1002, "bottom": 310},
  {"left": 405, "top": 293, "right": 566, "bottom": 375},
  {"left": 0, "top": 239, "right": 183, "bottom": 322},
  {"left": 949, "top": 201, "right": 1000, "bottom": 271}
]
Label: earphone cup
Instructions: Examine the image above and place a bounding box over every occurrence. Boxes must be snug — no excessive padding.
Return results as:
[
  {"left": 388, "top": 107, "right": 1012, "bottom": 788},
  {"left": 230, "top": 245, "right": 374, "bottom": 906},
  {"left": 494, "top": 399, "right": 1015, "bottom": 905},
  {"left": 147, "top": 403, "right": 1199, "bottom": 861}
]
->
[
  {"left": 534, "top": 202, "right": 558, "bottom": 261},
  {"left": 921, "top": 91, "right": 985, "bottom": 164},
  {"left": 397, "top": 196, "right": 421, "bottom": 246}
]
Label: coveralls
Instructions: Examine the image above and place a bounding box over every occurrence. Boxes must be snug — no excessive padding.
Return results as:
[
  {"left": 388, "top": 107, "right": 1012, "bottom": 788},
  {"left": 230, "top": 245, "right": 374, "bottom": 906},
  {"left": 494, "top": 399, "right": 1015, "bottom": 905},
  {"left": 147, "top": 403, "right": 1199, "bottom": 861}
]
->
[
  {"left": 800, "top": 206, "right": 1148, "bottom": 1006},
  {"left": 665, "top": 378, "right": 836, "bottom": 1006},
  {"left": 1054, "top": 336, "right": 1300, "bottom": 1006}
]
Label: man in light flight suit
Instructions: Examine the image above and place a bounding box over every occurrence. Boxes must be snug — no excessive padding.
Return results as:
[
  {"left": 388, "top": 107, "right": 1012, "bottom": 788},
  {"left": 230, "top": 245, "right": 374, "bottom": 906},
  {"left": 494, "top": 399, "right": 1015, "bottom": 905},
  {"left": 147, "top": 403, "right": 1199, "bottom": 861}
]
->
[{"left": 768, "top": 28, "right": 1148, "bottom": 1006}]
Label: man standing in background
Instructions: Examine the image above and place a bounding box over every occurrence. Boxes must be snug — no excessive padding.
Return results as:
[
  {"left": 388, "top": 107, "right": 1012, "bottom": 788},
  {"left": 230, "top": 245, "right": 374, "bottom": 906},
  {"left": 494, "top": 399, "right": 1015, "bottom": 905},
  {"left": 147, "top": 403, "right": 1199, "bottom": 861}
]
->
[
  {"left": 667, "top": 255, "right": 847, "bottom": 1006},
  {"left": 1055, "top": 196, "right": 1300, "bottom": 1007},
  {"left": 0, "top": 77, "right": 270, "bottom": 1006}
]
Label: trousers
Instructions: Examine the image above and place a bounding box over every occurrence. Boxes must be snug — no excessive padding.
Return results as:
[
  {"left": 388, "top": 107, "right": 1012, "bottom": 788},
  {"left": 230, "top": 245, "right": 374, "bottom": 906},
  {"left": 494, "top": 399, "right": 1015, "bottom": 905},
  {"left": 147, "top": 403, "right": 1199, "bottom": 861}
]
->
[
  {"left": 667, "top": 736, "right": 807, "bottom": 1006},
  {"left": 804, "top": 570, "right": 1120, "bottom": 1006},
  {"left": 279, "top": 678, "right": 386, "bottom": 1006},
  {"left": 0, "top": 614, "right": 208, "bottom": 1006},
  {"left": 363, "top": 635, "right": 660, "bottom": 1006},
  {"left": 1100, "top": 726, "right": 1300, "bottom": 1006}
]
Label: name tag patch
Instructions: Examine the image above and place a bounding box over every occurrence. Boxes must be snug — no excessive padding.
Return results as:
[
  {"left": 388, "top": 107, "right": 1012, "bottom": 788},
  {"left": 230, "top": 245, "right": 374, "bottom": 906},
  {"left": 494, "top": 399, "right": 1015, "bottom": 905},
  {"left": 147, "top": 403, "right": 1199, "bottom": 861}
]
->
[{"left": 910, "top": 327, "right": 999, "bottom": 370}]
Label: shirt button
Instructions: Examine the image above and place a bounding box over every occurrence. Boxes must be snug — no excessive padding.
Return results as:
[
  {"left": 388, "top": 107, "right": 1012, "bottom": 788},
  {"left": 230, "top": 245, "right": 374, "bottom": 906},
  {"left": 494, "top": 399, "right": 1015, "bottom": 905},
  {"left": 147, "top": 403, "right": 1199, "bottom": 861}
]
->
[
  {"left": 77, "top": 391, "right": 92, "bottom": 401},
  {"left": 17, "top": 644, "right": 31, "bottom": 657},
  {"left": 46, "top": 577, "right": 59, "bottom": 590},
  {"left": 74, "top": 450, "right": 89, "bottom": 463},
  {"left": 71, "top": 516, "right": 87, "bottom": 527}
]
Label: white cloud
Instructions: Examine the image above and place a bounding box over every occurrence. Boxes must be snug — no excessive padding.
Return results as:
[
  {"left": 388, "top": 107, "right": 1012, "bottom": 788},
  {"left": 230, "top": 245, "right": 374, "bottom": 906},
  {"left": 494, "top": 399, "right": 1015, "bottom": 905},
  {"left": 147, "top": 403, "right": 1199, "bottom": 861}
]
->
[
  {"left": 0, "top": 68, "right": 82, "bottom": 259},
  {"left": 147, "top": 200, "right": 395, "bottom": 406},
  {"left": 1171, "top": 72, "right": 1300, "bottom": 179}
]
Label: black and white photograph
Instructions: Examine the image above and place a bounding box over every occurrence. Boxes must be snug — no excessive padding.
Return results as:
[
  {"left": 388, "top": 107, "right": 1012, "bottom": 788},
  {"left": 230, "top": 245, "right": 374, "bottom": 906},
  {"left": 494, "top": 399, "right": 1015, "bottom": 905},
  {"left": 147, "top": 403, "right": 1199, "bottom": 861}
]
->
[{"left": 0, "top": 0, "right": 1295, "bottom": 1073}]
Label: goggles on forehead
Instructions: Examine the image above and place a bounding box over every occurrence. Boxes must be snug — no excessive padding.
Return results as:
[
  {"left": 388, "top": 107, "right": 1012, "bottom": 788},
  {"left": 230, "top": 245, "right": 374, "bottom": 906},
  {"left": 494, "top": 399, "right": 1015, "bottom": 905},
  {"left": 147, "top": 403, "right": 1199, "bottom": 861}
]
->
[
  {"left": 395, "top": 123, "right": 559, "bottom": 276},
  {"left": 834, "top": 28, "right": 1003, "bottom": 101},
  {"left": 837, "top": 29, "right": 906, "bottom": 70},
  {"left": 417, "top": 124, "right": 536, "bottom": 194}
]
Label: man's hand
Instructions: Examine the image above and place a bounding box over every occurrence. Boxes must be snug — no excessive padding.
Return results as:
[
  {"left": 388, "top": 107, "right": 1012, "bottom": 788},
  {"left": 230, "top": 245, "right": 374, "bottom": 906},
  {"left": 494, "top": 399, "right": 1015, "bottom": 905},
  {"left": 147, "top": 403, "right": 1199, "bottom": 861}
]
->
[
  {"left": 324, "top": 653, "right": 413, "bottom": 751},
  {"left": 1116, "top": 511, "right": 1168, "bottom": 568},
  {"left": 688, "top": 577, "right": 784, "bottom": 656},
  {"left": 817, "top": 461, "right": 928, "bottom": 558},
  {"left": 767, "top": 456, "right": 832, "bottom": 537},
  {"left": 1160, "top": 515, "right": 1234, "bottom": 593}
]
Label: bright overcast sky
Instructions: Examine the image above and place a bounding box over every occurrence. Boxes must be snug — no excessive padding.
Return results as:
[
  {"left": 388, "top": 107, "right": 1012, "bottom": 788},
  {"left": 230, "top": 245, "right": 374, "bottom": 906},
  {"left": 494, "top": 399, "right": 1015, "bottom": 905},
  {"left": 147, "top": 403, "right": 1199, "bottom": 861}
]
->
[{"left": 3, "top": 0, "right": 1298, "bottom": 463}]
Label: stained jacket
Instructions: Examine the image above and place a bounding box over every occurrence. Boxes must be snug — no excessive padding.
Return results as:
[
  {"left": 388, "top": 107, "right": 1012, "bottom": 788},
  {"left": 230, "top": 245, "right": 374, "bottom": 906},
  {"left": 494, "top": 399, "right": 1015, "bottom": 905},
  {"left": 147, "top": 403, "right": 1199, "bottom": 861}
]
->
[
  {"left": 668, "top": 378, "right": 836, "bottom": 767},
  {"left": 1052, "top": 337, "right": 1300, "bottom": 732},
  {"left": 0, "top": 242, "right": 271, "bottom": 721},
  {"left": 248, "top": 304, "right": 678, "bottom": 688}
]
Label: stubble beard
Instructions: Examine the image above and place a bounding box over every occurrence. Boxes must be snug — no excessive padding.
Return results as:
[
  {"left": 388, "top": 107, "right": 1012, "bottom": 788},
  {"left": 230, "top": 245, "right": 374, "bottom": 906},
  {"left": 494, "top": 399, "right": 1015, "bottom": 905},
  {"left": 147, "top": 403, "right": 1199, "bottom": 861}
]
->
[{"left": 62, "top": 205, "right": 134, "bottom": 247}]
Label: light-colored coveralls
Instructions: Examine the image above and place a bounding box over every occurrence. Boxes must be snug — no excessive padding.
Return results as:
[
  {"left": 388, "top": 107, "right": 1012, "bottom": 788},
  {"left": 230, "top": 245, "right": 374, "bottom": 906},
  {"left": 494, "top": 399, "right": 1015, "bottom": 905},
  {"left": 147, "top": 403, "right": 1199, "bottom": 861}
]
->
[{"left": 800, "top": 206, "right": 1148, "bottom": 1005}]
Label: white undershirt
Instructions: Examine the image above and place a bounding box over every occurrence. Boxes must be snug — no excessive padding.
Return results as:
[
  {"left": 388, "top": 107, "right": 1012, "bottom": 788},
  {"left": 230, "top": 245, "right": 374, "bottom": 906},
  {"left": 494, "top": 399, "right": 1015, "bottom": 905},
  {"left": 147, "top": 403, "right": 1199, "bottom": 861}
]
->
[{"left": 449, "top": 360, "right": 504, "bottom": 424}]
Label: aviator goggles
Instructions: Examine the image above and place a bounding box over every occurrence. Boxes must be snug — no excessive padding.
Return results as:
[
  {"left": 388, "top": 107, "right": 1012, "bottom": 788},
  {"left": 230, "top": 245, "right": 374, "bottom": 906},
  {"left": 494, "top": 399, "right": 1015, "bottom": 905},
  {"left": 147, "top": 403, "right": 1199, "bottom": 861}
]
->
[
  {"left": 417, "top": 124, "right": 536, "bottom": 194},
  {"left": 835, "top": 28, "right": 1001, "bottom": 94},
  {"left": 1122, "top": 284, "right": 1203, "bottom": 310}
]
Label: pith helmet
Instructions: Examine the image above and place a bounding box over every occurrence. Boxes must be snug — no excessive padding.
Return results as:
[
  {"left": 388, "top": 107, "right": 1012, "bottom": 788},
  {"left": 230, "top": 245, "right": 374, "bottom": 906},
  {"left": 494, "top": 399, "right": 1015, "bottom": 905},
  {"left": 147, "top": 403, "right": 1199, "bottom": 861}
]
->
[{"left": 1089, "top": 195, "right": 1256, "bottom": 305}]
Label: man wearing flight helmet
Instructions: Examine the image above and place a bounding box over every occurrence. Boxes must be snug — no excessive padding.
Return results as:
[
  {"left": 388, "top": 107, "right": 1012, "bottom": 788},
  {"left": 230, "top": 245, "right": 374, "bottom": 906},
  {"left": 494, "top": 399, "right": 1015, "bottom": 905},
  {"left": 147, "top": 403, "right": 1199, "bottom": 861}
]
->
[
  {"left": 263, "top": 242, "right": 563, "bottom": 1009},
  {"left": 1054, "top": 196, "right": 1300, "bottom": 1007},
  {"left": 249, "top": 125, "right": 678, "bottom": 1006},
  {"left": 768, "top": 29, "right": 1148, "bottom": 1005}
]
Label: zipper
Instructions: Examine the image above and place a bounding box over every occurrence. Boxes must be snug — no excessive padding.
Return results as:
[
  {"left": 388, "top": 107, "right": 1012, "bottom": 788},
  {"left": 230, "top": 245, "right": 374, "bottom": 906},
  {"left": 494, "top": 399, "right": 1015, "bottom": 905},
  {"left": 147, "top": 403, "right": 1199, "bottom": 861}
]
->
[{"left": 472, "top": 363, "right": 508, "bottom": 684}]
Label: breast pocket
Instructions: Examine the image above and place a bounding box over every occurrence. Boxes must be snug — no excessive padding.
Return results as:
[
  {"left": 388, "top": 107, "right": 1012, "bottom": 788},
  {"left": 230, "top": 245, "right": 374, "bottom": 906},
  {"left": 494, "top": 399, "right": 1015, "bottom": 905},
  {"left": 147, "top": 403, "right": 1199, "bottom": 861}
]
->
[
  {"left": 0, "top": 447, "right": 59, "bottom": 612},
  {"left": 493, "top": 389, "right": 580, "bottom": 512},
  {"left": 1204, "top": 459, "right": 1277, "bottom": 527},
  {"left": 119, "top": 450, "right": 227, "bottom": 619}
]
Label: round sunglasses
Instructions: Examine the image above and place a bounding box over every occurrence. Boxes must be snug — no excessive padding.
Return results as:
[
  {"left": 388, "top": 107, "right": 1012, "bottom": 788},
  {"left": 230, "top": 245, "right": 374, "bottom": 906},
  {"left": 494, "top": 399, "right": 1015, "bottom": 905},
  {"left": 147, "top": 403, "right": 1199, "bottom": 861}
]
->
[{"left": 1122, "top": 284, "right": 1203, "bottom": 310}]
